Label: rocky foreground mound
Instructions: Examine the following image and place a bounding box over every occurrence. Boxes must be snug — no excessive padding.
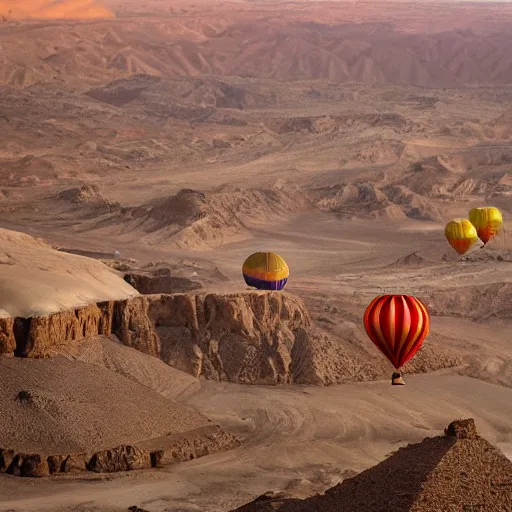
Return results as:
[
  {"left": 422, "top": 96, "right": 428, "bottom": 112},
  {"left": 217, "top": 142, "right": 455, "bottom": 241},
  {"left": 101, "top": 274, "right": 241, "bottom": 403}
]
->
[
  {"left": 233, "top": 419, "right": 512, "bottom": 512},
  {"left": 0, "top": 356, "right": 239, "bottom": 478},
  {"left": 0, "top": 291, "right": 461, "bottom": 385}
]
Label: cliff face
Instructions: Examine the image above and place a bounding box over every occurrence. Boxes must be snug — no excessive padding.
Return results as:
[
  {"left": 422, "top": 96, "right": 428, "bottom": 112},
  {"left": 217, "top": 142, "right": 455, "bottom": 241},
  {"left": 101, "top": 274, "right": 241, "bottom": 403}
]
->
[
  {"left": 0, "top": 317, "right": 15, "bottom": 355},
  {"left": 0, "top": 292, "right": 313, "bottom": 385},
  {"left": 146, "top": 292, "right": 312, "bottom": 383}
]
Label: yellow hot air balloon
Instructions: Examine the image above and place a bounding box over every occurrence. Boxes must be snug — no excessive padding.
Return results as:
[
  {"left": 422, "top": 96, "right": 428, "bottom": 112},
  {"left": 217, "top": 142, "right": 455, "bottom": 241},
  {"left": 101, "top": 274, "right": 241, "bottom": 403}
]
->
[
  {"left": 242, "top": 252, "right": 289, "bottom": 290},
  {"left": 468, "top": 207, "right": 503, "bottom": 246},
  {"left": 445, "top": 219, "right": 479, "bottom": 255}
]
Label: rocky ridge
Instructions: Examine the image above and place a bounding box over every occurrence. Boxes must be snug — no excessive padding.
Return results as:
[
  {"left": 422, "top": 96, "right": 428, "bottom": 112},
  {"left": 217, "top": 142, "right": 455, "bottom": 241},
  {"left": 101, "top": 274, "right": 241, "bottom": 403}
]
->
[
  {"left": 0, "top": 292, "right": 313, "bottom": 384},
  {"left": 0, "top": 425, "right": 240, "bottom": 478}
]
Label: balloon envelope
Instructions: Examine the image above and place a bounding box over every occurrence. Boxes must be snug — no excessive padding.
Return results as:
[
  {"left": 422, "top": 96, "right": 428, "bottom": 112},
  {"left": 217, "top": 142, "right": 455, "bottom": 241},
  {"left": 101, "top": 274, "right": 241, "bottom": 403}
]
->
[
  {"left": 363, "top": 294, "right": 430, "bottom": 370},
  {"left": 242, "top": 252, "right": 289, "bottom": 290},
  {"left": 444, "top": 219, "right": 478, "bottom": 255},
  {"left": 469, "top": 207, "right": 503, "bottom": 245}
]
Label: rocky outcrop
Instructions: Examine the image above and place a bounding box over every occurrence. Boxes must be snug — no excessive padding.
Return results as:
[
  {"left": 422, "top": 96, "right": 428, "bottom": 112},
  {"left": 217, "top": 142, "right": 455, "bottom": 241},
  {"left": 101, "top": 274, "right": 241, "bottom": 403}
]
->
[
  {"left": 142, "top": 292, "right": 312, "bottom": 383},
  {"left": 140, "top": 425, "right": 242, "bottom": 467},
  {"left": 0, "top": 449, "right": 15, "bottom": 472},
  {"left": 0, "top": 316, "right": 15, "bottom": 355},
  {"left": 444, "top": 418, "right": 478, "bottom": 439},
  {"left": 87, "top": 445, "right": 151, "bottom": 473},
  {"left": 1, "top": 292, "right": 314, "bottom": 384},
  {"left": 0, "top": 425, "right": 240, "bottom": 478},
  {"left": 47, "top": 453, "right": 87, "bottom": 474},
  {"left": 9, "top": 302, "right": 114, "bottom": 357}
]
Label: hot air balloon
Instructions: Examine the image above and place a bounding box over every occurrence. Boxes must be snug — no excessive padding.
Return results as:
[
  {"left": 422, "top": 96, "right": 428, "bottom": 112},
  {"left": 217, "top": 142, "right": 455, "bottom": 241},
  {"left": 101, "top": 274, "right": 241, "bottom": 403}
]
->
[
  {"left": 469, "top": 206, "right": 503, "bottom": 246},
  {"left": 444, "top": 219, "right": 479, "bottom": 255},
  {"left": 363, "top": 294, "right": 430, "bottom": 385},
  {"left": 242, "top": 252, "right": 289, "bottom": 291}
]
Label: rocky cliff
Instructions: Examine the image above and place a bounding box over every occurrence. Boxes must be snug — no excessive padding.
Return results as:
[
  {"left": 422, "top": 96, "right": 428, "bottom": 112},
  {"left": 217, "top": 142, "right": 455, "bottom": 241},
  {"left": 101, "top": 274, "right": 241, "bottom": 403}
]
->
[
  {"left": 0, "top": 292, "right": 314, "bottom": 384},
  {"left": 0, "top": 291, "right": 461, "bottom": 385}
]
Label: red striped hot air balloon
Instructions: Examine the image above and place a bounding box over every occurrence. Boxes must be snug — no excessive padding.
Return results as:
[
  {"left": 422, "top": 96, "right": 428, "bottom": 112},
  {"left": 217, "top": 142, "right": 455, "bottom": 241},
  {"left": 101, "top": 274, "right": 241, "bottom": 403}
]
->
[{"left": 363, "top": 294, "right": 430, "bottom": 385}]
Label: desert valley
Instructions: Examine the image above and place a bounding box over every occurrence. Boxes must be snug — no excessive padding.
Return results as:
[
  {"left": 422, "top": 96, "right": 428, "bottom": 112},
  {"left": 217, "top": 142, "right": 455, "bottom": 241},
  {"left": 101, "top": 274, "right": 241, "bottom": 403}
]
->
[{"left": 0, "top": 0, "right": 512, "bottom": 511}]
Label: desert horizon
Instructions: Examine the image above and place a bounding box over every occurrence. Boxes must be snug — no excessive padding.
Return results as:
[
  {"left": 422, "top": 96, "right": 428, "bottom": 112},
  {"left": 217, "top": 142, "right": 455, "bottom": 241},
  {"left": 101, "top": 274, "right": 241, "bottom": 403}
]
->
[{"left": 0, "top": 0, "right": 511, "bottom": 511}]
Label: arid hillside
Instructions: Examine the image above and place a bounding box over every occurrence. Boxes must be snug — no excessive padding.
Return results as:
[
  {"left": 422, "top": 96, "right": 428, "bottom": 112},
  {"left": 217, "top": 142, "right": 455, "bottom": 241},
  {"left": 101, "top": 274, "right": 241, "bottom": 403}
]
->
[
  {"left": 0, "top": 74, "right": 511, "bottom": 254},
  {"left": 2, "top": 1, "right": 512, "bottom": 87}
]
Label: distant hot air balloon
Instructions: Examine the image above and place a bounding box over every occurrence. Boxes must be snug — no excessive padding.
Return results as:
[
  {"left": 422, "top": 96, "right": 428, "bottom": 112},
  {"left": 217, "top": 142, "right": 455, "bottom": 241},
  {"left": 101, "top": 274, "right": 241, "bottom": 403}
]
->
[
  {"left": 363, "top": 294, "right": 430, "bottom": 385},
  {"left": 242, "top": 252, "right": 289, "bottom": 291},
  {"left": 469, "top": 206, "right": 503, "bottom": 246},
  {"left": 444, "top": 219, "right": 479, "bottom": 255}
]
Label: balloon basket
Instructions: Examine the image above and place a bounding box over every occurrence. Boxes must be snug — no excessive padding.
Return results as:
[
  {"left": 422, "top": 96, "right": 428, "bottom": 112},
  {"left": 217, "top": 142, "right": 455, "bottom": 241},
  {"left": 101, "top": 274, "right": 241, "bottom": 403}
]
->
[{"left": 391, "top": 372, "right": 405, "bottom": 386}]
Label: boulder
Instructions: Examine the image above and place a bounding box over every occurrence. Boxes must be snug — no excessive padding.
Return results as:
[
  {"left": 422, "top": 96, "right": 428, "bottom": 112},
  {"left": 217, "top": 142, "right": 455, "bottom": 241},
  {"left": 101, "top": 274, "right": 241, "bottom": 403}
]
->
[
  {"left": 87, "top": 445, "right": 152, "bottom": 473},
  {"left": 19, "top": 453, "right": 50, "bottom": 477},
  {"left": 444, "top": 418, "right": 478, "bottom": 439},
  {"left": 0, "top": 448, "right": 15, "bottom": 472}
]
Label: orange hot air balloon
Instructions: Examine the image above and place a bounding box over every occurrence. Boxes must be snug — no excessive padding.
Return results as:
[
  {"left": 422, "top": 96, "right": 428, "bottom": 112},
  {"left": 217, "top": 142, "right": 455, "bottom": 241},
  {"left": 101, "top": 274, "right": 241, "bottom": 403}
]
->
[
  {"left": 363, "top": 294, "right": 430, "bottom": 385},
  {"left": 444, "top": 219, "right": 478, "bottom": 255},
  {"left": 468, "top": 207, "right": 503, "bottom": 246}
]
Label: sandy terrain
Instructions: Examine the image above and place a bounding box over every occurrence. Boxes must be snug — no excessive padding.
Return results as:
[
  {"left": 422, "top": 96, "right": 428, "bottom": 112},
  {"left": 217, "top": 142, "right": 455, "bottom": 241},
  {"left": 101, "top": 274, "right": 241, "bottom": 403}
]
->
[
  {"left": 0, "top": 355, "right": 212, "bottom": 455},
  {"left": 0, "top": 228, "right": 138, "bottom": 317},
  {"left": 0, "top": 0, "right": 511, "bottom": 510},
  {"left": 234, "top": 418, "right": 512, "bottom": 511},
  {"left": 53, "top": 335, "right": 201, "bottom": 401},
  {"left": 0, "top": 0, "right": 114, "bottom": 21},
  {"left": 0, "top": 375, "right": 511, "bottom": 511}
]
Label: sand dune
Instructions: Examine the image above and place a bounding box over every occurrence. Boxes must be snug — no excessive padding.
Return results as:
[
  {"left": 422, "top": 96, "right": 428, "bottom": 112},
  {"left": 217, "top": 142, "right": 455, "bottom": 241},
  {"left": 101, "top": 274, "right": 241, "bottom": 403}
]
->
[{"left": 0, "top": 228, "right": 138, "bottom": 317}]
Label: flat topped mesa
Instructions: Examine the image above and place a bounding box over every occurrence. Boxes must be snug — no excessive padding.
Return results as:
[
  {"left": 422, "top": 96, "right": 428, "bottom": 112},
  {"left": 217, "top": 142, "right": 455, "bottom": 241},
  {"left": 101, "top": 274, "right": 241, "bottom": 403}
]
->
[{"left": 232, "top": 418, "right": 512, "bottom": 512}]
